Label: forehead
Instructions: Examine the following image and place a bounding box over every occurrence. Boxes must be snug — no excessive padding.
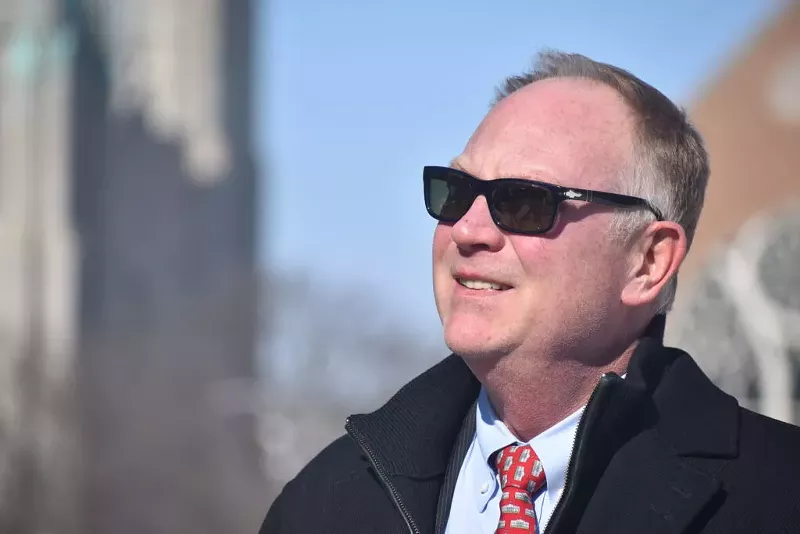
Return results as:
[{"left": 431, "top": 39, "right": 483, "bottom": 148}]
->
[{"left": 457, "top": 78, "right": 635, "bottom": 189}]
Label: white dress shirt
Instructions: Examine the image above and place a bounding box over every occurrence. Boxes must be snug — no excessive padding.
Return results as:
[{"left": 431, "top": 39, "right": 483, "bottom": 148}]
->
[{"left": 444, "top": 387, "right": 584, "bottom": 534}]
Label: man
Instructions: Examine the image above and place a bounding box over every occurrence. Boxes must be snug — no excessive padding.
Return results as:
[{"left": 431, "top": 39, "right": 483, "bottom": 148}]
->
[{"left": 261, "top": 51, "right": 800, "bottom": 533}]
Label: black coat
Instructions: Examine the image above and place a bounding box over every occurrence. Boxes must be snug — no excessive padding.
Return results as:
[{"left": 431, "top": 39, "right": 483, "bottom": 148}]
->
[{"left": 261, "top": 333, "right": 800, "bottom": 533}]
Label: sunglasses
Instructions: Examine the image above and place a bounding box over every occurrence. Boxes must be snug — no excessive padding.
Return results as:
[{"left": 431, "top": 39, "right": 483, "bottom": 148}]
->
[{"left": 423, "top": 166, "right": 664, "bottom": 235}]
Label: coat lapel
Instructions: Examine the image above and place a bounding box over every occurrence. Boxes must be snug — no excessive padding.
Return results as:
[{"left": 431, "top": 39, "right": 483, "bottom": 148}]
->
[
  {"left": 435, "top": 401, "right": 477, "bottom": 534},
  {"left": 576, "top": 434, "right": 723, "bottom": 533}
]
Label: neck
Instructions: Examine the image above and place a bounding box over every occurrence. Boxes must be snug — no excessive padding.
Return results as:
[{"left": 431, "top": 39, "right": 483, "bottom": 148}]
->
[{"left": 467, "top": 339, "right": 639, "bottom": 442}]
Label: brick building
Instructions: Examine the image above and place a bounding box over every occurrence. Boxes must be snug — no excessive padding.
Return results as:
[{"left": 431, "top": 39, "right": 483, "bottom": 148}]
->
[{"left": 669, "top": 2, "right": 800, "bottom": 424}]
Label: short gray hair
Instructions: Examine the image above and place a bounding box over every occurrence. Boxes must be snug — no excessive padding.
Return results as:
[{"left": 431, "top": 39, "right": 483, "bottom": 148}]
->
[{"left": 494, "top": 50, "right": 710, "bottom": 314}]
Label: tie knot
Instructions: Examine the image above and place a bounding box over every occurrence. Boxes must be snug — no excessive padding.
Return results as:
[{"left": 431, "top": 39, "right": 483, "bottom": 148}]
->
[{"left": 495, "top": 444, "right": 546, "bottom": 495}]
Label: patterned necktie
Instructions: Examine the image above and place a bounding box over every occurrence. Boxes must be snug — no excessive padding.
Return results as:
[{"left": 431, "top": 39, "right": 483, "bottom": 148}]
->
[{"left": 494, "top": 444, "right": 546, "bottom": 533}]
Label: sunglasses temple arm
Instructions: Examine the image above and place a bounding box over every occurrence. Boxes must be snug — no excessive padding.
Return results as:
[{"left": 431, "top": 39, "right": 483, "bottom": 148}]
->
[{"left": 573, "top": 190, "right": 665, "bottom": 221}]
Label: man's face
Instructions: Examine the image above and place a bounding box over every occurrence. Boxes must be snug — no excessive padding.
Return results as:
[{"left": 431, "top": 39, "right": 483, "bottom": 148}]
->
[{"left": 432, "top": 78, "right": 637, "bottom": 362}]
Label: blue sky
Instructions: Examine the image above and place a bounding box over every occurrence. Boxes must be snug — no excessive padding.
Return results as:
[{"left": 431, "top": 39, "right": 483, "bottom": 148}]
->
[{"left": 256, "top": 0, "right": 786, "bottom": 338}]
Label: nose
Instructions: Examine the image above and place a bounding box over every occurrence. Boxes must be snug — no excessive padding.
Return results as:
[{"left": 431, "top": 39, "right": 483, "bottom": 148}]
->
[{"left": 450, "top": 195, "right": 505, "bottom": 252}]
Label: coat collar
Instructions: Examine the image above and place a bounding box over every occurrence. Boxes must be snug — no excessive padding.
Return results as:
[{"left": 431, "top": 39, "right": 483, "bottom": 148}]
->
[
  {"left": 625, "top": 334, "right": 739, "bottom": 459},
  {"left": 346, "top": 353, "right": 479, "bottom": 478},
  {"left": 347, "top": 315, "right": 741, "bottom": 533},
  {"left": 347, "top": 315, "right": 739, "bottom": 477},
  {"left": 546, "top": 321, "right": 740, "bottom": 534}
]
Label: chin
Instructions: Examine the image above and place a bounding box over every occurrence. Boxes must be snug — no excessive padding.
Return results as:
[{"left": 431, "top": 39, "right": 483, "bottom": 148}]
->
[{"left": 442, "top": 317, "right": 512, "bottom": 360}]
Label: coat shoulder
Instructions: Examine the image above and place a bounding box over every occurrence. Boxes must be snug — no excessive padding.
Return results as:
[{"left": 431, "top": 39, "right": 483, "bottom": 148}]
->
[
  {"left": 730, "top": 408, "right": 800, "bottom": 503},
  {"left": 289, "top": 433, "right": 366, "bottom": 488},
  {"left": 260, "top": 434, "right": 368, "bottom": 533},
  {"left": 738, "top": 407, "right": 800, "bottom": 466},
  {"left": 699, "top": 408, "right": 800, "bottom": 532}
]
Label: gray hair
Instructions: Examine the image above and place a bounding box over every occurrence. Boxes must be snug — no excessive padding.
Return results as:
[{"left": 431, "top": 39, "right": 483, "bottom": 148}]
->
[{"left": 494, "top": 50, "right": 710, "bottom": 314}]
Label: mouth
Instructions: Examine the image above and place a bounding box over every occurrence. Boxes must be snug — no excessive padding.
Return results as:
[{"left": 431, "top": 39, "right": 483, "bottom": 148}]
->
[{"left": 455, "top": 277, "right": 512, "bottom": 291}]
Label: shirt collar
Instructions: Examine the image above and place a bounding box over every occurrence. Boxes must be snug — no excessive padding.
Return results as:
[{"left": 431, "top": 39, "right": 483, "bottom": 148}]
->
[
  {"left": 529, "top": 403, "right": 584, "bottom": 528},
  {"left": 476, "top": 387, "right": 518, "bottom": 468},
  {"left": 473, "top": 386, "right": 586, "bottom": 514},
  {"left": 473, "top": 387, "right": 516, "bottom": 511}
]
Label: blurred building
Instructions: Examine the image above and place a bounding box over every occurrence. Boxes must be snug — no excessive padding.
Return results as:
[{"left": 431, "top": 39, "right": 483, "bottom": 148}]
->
[
  {"left": 0, "top": 2, "right": 81, "bottom": 532},
  {"left": 669, "top": 2, "right": 800, "bottom": 424},
  {"left": 0, "top": 0, "right": 262, "bottom": 533}
]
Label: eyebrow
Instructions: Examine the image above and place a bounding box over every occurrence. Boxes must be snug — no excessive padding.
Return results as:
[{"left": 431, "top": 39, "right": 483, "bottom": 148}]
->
[{"left": 448, "top": 159, "right": 559, "bottom": 184}]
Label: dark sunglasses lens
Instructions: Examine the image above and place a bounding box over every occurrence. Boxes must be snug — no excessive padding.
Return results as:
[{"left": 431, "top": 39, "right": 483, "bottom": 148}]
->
[
  {"left": 492, "top": 183, "right": 556, "bottom": 233},
  {"left": 426, "top": 173, "right": 475, "bottom": 221}
]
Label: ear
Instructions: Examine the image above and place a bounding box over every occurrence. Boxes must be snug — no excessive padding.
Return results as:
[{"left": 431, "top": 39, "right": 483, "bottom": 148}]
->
[{"left": 620, "top": 221, "right": 687, "bottom": 307}]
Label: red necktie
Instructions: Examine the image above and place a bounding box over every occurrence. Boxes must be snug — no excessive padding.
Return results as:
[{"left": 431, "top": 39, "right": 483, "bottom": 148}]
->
[{"left": 494, "top": 444, "right": 546, "bottom": 533}]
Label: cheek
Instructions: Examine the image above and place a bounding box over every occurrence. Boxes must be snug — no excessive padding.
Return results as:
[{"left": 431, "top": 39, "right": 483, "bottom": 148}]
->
[
  {"left": 508, "top": 235, "right": 556, "bottom": 279},
  {"left": 509, "top": 230, "right": 610, "bottom": 292},
  {"left": 432, "top": 225, "right": 453, "bottom": 318},
  {"left": 432, "top": 224, "right": 451, "bottom": 263},
  {"left": 432, "top": 224, "right": 452, "bottom": 279}
]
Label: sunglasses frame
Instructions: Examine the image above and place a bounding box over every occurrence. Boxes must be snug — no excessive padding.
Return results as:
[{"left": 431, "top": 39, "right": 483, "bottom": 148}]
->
[{"left": 423, "top": 166, "right": 665, "bottom": 235}]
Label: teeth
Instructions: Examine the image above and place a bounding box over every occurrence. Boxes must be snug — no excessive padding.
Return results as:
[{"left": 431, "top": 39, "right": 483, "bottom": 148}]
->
[{"left": 458, "top": 278, "right": 506, "bottom": 291}]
